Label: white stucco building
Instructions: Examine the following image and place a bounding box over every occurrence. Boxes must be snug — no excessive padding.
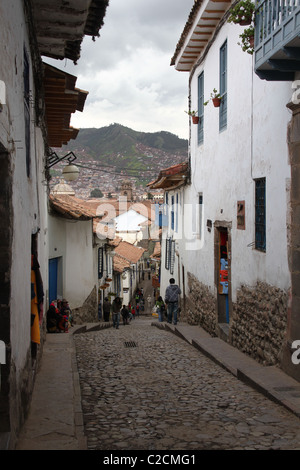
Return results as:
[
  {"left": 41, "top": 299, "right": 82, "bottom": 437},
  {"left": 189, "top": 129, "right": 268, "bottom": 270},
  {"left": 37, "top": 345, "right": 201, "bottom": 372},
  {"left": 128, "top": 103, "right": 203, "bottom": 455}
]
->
[
  {"left": 0, "top": 0, "right": 109, "bottom": 449},
  {"left": 149, "top": 0, "right": 299, "bottom": 379}
]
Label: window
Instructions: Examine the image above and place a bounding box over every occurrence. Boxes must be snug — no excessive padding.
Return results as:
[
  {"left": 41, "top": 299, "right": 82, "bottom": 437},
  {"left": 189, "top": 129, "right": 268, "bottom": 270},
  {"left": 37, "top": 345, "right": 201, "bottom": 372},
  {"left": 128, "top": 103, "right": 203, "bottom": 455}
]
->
[
  {"left": 219, "top": 40, "right": 227, "bottom": 131},
  {"left": 165, "top": 238, "right": 175, "bottom": 274},
  {"left": 255, "top": 178, "right": 266, "bottom": 252},
  {"left": 198, "top": 72, "right": 204, "bottom": 145},
  {"left": 171, "top": 195, "right": 175, "bottom": 230},
  {"left": 176, "top": 193, "right": 179, "bottom": 232},
  {"left": 98, "top": 247, "right": 104, "bottom": 278},
  {"left": 24, "top": 48, "right": 30, "bottom": 177},
  {"left": 198, "top": 193, "right": 203, "bottom": 239}
]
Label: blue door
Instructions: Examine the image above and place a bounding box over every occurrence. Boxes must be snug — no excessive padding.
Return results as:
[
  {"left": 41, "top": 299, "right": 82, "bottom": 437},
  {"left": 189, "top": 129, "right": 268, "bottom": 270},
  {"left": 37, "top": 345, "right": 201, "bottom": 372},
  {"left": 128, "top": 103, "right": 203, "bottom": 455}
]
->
[{"left": 49, "top": 258, "right": 58, "bottom": 304}]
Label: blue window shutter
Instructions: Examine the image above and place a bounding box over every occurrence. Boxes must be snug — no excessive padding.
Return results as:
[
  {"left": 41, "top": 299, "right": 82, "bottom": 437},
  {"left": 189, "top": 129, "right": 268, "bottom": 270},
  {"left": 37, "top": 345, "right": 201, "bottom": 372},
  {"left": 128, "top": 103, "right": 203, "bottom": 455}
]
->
[
  {"left": 219, "top": 40, "right": 227, "bottom": 131},
  {"left": 198, "top": 72, "right": 204, "bottom": 144}
]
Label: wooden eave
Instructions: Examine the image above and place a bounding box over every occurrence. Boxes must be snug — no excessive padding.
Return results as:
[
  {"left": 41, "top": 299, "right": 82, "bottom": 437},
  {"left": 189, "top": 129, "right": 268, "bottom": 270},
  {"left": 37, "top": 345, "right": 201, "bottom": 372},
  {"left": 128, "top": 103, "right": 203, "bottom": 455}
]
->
[
  {"left": 31, "top": 0, "right": 109, "bottom": 62},
  {"left": 49, "top": 194, "right": 96, "bottom": 220},
  {"left": 43, "top": 63, "right": 88, "bottom": 147},
  {"left": 147, "top": 162, "right": 189, "bottom": 191},
  {"left": 171, "top": 0, "right": 231, "bottom": 72}
]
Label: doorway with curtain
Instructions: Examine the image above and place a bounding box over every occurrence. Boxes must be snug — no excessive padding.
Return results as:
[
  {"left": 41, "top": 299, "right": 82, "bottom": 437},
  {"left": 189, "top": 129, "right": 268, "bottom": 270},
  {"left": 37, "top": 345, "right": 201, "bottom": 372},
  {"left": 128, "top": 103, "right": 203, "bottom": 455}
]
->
[{"left": 215, "top": 225, "right": 231, "bottom": 325}]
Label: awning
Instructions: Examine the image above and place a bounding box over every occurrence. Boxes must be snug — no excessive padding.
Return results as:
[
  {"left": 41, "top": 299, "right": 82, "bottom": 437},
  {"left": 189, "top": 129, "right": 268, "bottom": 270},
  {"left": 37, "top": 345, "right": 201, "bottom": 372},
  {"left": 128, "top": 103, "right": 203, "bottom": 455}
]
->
[
  {"left": 32, "top": 0, "right": 109, "bottom": 62},
  {"left": 43, "top": 63, "right": 88, "bottom": 147},
  {"left": 147, "top": 162, "right": 189, "bottom": 191},
  {"left": 171, "top": 0, "right": 231, "bottom": 72}
]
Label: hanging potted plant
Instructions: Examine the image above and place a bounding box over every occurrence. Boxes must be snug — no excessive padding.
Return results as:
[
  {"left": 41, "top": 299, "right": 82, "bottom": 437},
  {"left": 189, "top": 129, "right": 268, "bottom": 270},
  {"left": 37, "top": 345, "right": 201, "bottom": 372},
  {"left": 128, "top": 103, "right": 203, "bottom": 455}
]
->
[
  {"left": 204, "top": 88, "right": 222, "bottom": 108},
  {"left": 238, "top": 26, "right": 255, "bottom": 54},
  {"left": 185, "top": 110, "right": 199, "bottom": 124},
  {"left": 227, "top": 0, "right": 255, "bottom": 26}
]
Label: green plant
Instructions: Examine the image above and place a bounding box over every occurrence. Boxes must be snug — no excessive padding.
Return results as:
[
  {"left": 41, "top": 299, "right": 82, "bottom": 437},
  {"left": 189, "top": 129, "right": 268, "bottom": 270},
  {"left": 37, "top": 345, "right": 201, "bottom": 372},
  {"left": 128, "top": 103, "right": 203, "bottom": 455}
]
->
[
  {"left": 184, "top": 110, "right": 198, "bottom": 116},
  {"left": 227, "top": 0, "right": 255, "bottom": 24},
  {"left": 204, "top": 88, "right": 222, "bottom": 106},
  {"left": 238, "top": 26, "right": 255, "bottom": 54}
]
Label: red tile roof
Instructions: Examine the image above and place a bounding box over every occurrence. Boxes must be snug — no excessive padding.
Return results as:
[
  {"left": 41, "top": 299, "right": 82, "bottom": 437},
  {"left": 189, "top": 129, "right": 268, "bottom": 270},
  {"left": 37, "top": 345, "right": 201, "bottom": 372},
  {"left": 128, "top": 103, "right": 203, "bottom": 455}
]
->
[
  {"left": 147, "top": 162, "right": 189, "bottom": 190},
  {"left": 114, "top": 241, "right": 145, "bottom": 264}
]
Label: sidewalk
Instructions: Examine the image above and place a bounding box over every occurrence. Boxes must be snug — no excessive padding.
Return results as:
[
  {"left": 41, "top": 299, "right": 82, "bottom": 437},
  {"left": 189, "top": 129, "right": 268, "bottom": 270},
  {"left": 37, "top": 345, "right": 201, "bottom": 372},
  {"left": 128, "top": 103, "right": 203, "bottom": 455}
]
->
[
  {"left": 16, "top": 319, "right": 300, "bottom": 450},
  {"left": 16, "top": 325, "right": 88, "bottom": 450},
  {"left": 154, "top": 322, "right": 300, "bottom": 419}
]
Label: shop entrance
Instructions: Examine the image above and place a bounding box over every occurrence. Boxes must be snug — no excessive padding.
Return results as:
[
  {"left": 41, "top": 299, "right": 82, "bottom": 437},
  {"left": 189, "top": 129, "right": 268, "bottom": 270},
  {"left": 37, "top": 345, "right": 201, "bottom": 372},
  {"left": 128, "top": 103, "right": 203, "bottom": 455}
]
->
[{"left": 215, "top": 226, "right": 231, "bottom": 324}]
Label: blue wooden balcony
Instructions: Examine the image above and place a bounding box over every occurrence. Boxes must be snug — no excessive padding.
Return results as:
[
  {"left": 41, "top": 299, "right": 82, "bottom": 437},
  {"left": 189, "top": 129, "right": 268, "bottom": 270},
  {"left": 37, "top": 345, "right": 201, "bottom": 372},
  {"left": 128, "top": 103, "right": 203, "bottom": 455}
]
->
[{"left": 254, "top": 0, "right": 300, "bottom": 80}]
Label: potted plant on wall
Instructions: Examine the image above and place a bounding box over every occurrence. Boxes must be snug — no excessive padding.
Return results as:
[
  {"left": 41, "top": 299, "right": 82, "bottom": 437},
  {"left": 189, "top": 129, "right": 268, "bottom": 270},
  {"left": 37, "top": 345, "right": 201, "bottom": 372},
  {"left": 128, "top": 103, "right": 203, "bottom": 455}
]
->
[
  {"left": 238, "top": 25, "right": 255, "bottom": 54},
  {"left": 227, "top": 0, "right": 255, "bottom": 26},
  {"left": 185, "top": 110, "right": 199, "bottom": 124},
  {"left": 204, "top": 88, "right": 222, "bottom": 108}
]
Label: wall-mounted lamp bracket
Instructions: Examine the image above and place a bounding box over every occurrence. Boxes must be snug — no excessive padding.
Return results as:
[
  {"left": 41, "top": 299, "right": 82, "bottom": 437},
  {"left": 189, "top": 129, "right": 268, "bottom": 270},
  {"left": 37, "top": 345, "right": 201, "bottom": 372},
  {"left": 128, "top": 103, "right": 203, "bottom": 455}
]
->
[{"left": 46, "top": 151, "right": 77, "bottom": 169}]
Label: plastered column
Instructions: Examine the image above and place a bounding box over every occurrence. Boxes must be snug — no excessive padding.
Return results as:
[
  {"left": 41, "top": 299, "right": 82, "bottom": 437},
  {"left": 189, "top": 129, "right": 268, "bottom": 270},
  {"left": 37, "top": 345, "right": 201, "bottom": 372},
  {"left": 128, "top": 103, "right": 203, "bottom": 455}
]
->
[{"left": 282, "top": 102, "right": 300, "bottom": 381}]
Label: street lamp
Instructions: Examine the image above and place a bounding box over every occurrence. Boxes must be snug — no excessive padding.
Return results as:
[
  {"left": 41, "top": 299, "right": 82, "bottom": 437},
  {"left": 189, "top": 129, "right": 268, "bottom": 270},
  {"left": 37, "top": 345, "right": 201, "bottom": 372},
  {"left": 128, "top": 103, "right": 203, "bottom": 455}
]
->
[
  {"left": 62, "top": 163, "right": 79, "bottom": 181},
  {"left": 46, "top": 151, "right": 80, "bottom": 182}
]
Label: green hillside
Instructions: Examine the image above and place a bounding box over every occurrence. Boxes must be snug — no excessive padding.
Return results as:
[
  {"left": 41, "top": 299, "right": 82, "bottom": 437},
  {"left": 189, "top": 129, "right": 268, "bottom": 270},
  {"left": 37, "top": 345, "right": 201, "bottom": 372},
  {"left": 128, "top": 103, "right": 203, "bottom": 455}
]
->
[
  {"left": 57, "top": 123, "right": 188, "bottom": 188},
  {"left": 63, "top": 123, "right": 188, "bottom": 160}
]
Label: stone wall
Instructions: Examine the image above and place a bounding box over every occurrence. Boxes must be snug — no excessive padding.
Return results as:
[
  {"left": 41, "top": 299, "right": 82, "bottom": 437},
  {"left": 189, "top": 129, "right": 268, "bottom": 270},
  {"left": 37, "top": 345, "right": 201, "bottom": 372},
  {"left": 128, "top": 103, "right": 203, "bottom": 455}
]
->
[
  {"left": 185, "top": 273, "right": 288, "bottom": 366},
  {"left": 231, "top": 282, "right": 288, "bottom": 366},
  {"left": 72, "top": 286, "right": 98, "bottom": 325},
  {"left": 185, "top": 272, "right": 217, "bottom": 336}
]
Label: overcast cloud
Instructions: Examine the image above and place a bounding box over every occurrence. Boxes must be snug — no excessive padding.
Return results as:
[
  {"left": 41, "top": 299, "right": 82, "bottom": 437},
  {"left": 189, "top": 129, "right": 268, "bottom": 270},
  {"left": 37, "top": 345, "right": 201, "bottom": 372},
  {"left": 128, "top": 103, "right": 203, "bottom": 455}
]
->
[{"left": 43, "top": 0, "right": 195, "bottom": 140}]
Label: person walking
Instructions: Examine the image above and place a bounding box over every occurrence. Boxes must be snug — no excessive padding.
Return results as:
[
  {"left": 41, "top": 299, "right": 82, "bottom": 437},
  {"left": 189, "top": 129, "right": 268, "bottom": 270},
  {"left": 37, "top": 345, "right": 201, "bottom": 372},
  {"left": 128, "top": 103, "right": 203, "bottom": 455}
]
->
[
  {"left": 103, "top": 297, "right": 111, "bottom": 322},
  {"left": 121, "top": 305, "right": 129, "bottom": 325},
  {"left": 165, "top": 278, "right": 181, "bottom": 325},
  {"left": 155, "top": 296, "right": 165, "bottom": 323},
  {"left": 112, "top": 296, "right": 122, "bottom": 329}
]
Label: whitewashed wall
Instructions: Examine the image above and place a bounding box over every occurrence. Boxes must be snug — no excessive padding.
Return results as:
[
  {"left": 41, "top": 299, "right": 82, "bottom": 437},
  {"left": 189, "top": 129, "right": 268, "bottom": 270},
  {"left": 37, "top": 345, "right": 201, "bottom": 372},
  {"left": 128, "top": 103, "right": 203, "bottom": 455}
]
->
[
  {"left": 0, "top": 1, "right": 48, "bottom": 373},
  {"left": 178, "top": 21, "right": 291, "bottom": 301},
  {"left": 49, "top": 216, "right": 95, "bottom": 310}
]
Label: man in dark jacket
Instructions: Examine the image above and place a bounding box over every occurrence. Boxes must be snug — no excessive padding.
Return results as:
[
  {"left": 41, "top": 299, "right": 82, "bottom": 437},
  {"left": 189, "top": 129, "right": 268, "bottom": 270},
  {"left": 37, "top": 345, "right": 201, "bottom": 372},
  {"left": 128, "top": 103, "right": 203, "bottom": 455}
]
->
[
  {"left": 112, "top": 296, "right": 122, "bottom": 329},
  {"left": 164, "top": 278, "right": 181, "bottom": 325}
]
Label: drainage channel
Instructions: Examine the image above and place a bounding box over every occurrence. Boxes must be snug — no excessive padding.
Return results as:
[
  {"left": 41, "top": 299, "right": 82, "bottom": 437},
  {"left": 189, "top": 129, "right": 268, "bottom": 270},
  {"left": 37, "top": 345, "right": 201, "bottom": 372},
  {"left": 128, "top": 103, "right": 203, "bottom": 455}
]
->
[{"left": 124, "top": 341, "right": 138, "bottom": 348}]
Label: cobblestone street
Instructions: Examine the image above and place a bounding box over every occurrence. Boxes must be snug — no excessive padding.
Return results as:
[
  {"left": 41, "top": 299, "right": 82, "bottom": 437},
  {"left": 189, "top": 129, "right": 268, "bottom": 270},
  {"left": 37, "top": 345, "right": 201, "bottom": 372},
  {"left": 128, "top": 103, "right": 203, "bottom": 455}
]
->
[{"left": 73, "top": 318, "right": 300, "bottom": 451}]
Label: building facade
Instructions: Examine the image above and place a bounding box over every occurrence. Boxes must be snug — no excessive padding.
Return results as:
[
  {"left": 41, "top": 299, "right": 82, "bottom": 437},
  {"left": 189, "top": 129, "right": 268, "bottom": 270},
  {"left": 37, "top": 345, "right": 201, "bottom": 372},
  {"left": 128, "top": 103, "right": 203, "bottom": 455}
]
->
[
  {"left": 0, "top": 0, "right": 109, "bottom": 449},
  {"left": 153, "top": 0, "right": 299, "bottom": 380}
]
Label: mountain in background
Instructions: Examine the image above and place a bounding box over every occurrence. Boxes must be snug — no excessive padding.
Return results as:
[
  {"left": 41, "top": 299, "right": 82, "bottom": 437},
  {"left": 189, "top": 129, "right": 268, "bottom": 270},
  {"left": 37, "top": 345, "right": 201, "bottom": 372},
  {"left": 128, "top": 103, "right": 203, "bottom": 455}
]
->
[
  {"left": 63, "top": 123, "right": 187, "bottom": 157},
  {"left": 52, "top": 123, "right": 188, "bottom": 197}
]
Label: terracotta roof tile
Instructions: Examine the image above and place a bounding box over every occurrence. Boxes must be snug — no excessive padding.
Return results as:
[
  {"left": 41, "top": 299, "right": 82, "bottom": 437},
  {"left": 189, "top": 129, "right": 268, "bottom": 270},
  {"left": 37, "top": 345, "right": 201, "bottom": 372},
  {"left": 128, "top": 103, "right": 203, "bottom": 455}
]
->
[
  {"left": 49, "top": 194, "right": 96, "bottom": 220},
  {"left": 114, "top": 241, "right": 145, "bottom": 264}
]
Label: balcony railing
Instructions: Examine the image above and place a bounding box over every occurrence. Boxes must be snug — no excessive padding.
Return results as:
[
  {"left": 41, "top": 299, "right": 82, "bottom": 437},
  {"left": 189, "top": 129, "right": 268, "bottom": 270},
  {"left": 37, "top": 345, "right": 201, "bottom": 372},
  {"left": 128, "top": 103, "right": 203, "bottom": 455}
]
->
[{"left": 254, "top": 0, "right": 300, "bottom": 80}]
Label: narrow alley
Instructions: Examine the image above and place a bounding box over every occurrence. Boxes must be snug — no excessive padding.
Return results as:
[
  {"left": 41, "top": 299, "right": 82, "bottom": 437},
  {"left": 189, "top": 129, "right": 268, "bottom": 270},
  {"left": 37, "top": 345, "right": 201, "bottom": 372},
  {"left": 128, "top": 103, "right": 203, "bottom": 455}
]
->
[{"left": 74, "top": 318, "right": 300, "bottom": 451}]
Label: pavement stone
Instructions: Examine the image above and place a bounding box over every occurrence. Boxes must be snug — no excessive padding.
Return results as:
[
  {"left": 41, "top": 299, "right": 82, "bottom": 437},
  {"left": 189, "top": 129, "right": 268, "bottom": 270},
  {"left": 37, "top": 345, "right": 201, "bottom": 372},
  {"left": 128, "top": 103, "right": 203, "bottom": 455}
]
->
[{"left": 15, "top": 317, "right": 300, "bottom": 451}]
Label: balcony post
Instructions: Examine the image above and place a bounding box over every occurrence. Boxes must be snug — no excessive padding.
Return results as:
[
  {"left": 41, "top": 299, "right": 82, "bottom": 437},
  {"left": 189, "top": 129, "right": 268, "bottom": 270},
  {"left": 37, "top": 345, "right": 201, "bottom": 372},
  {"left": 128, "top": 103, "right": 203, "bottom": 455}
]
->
[{"left": 281, "top": 101, "right": 300, "bottom": 381}]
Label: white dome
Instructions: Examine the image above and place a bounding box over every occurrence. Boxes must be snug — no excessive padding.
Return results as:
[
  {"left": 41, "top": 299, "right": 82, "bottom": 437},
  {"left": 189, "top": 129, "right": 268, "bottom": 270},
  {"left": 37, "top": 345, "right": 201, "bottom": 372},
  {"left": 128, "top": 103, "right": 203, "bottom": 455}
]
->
[{"left": 51, "top": 179, "right": 75, "bottom": 196}]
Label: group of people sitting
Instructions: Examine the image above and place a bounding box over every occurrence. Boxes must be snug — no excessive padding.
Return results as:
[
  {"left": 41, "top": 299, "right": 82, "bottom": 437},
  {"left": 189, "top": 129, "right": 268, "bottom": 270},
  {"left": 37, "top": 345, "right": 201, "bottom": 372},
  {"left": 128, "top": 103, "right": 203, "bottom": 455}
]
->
[{"left": 46, "top": 299, "right": 73, "bottom": 333}]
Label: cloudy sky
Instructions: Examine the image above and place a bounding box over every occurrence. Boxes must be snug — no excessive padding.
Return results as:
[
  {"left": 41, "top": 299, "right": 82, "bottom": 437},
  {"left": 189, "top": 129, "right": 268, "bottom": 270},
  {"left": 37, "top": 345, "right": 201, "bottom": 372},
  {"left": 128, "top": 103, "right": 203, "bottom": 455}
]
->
[{"left": 43, "top": 0, "right": 195, "bottom": 140}]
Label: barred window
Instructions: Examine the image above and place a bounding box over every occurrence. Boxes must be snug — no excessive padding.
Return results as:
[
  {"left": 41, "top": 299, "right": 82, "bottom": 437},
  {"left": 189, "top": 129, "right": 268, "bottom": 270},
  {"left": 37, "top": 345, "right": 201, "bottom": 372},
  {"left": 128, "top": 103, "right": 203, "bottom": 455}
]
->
[
  {"left": 219, "top": 40, "right": 227, "bottom": 131},
  {"left": 198, "top": 72, "right": 204, "bottom": 145},
  {"left": 165, "top": 238, "right": 175, "bottom": 274},
  {"left": 24, "top": 48, "right": 30, "bottom": 177},
  {"left": 255, "top": 178, "right": 266, "bottom": 252},
  {"left": 98, "top": 247, "right": 104, "bottom": 278}
]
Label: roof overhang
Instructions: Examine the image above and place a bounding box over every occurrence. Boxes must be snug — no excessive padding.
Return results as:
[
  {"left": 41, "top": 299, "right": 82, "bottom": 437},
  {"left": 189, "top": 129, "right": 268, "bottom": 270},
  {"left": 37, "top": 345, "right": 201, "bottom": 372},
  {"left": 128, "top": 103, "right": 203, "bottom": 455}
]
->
[
  {"left": 171, "top": 0, "right": 231, "bottom": 72},
  {"left": 49, "top": 194, "right": 95, "bottom": 220},
  {"left": 147, "top": 162, "right": 189, "bottom": 191},
  {"left": 43, "top": 63, "right": 88, "bottom": 147},
  {"left": 31, "top": 0, "right": 109, "bottom": 62}
]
